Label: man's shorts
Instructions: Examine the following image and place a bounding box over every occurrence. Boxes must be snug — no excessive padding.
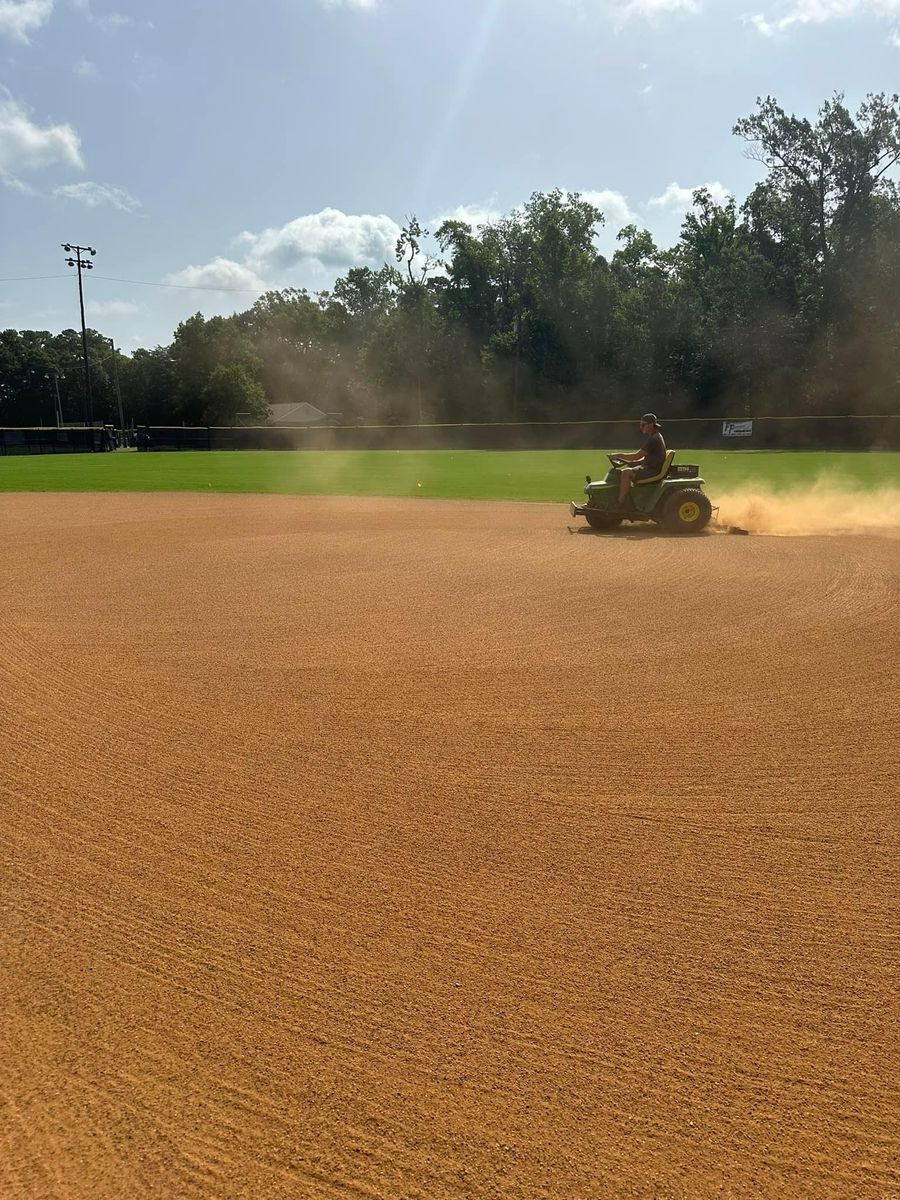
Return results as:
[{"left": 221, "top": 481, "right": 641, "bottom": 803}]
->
[{"left": 631, "top": 464, "right": 658, "bottom": 482}]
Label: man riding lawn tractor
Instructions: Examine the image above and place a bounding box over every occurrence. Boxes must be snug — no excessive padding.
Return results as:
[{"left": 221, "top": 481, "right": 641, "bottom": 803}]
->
[
  {"left": 570, "top": 413, "right": 716, "bottom": 534},
  {"left": 614, "top": 413, "right": 667, "bottom": 505}
]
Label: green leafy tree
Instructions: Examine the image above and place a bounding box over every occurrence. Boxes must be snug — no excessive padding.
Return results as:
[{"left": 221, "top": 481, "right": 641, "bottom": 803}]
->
[
  {"left": 735, "top": 92, "right": 900, "bottom": 409},
  {"left": 372, "top": 216, "right": 440, "bottom": 421},
  {"left": 0, "top": 327, "right": 118, "bottom": 426},
  {"left": 735, "top": 93, "right": 900, "bottom": 324},
  {"left": 119, "top": 346, "right": 177, "bottom": 426},
  {"left": 200, "top": 362, "right": 268, "bottom": 426},
  {"left": 331, "top": 267, "right": 398, "bottom": 323},
  {"left": 169, "top": 313, "right": 262, "bottom": 423}
]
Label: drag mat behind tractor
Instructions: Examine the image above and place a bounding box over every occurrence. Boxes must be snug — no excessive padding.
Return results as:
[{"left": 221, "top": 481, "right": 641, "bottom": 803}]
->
[{"left": 1, "top": 493, "right": 897, "bottom": 1200}]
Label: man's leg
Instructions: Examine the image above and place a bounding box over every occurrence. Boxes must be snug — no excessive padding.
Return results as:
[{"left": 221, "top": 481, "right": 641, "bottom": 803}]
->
[{"left": 618, "top": 467, "right": 634, "bottom": 505}]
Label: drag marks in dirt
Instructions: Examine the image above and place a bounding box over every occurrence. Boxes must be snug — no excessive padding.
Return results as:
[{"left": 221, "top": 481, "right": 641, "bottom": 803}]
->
[{"left": 1, "top": 493, "right": 898, "bottom": 1198}]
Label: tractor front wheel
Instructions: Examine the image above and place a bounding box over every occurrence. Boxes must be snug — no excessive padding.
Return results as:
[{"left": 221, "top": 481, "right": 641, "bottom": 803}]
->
[
  {"left": 585, "top": 511, "right": 623, "bottom": 531},
  {"left": 661, "top": 489, "right": 712, "bottom": 534}
]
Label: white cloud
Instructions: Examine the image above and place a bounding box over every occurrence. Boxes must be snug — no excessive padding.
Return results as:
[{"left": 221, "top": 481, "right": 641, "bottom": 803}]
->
[
  {"left": 167, "top": 208, "right": 410, "bottom": 300},
  {"left": 85, "top": 298, "right": 141, "bottom": 316},
  {"left": 617, "top": 0, "right": 700, "bottom": 19},
  {"left": 164, "top": 257, "right": 269, "bottom": 293},
  {"left": 74, "top": 57, "right": 98, "bottom": 79},
  {"left": 747, "top": 0, "right": 900, "bottom": 36},
  {"left": 317, "top": 0, "right": 378, "bottom": 8},
  {"left": 240, "top": 208, "right": 401, "bottom": 271},
  {"left": 55, "top": 180, "right": 140, "bottom": 210},
  {"left": 647, "top": 181, "right": 731, "bottom": 212},
  {"left": 1, "top": 167, "right": 37, "bottom": 193},
  {"left": 580, "top": 189, "right": 636, "bottom": 228},
  {"left": 431, "top": 202, "right": 502, "bottom": 228},
  {"left": 0, "top": 0, "right": 53, "bottom": 42},
  {"left": 890, "top": 23, "right": 900, "bottom": 39},
  {"left": 96, "top": 11, "right": 131, "bottom": 30},
  {"left": 73, "top": 3, "right": 153, "bottom": 32},
  {"left": 0, "top": 91, "right": 84, "bottom": 173},
  {"left": 745, "top": 12, "right": 777, "bottom": 33}
]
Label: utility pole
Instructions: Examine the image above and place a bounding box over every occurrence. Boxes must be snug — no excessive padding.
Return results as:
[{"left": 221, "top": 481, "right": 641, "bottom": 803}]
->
[
  {"left": 106, "top": 336, "right": 125, "bottom": 437},
  {"left": 62, "top": 243, "right": 96, "bottom": 435},
  {"left": 44, "top": 370, "right": 65, "bottom": 426}
]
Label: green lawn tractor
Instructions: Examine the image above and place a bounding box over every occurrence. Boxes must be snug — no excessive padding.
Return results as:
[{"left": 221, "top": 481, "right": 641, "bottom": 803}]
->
[{"left": 570, "top": 450, "right": 716, "bottom": 534}]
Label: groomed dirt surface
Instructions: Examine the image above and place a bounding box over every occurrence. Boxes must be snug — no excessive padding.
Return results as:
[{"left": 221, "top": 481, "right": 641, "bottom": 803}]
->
[{"left": 1, "top": 492, "right": 898, "bottom": 1200}]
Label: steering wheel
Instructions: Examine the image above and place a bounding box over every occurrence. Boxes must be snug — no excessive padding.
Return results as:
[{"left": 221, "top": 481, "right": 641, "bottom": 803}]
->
[{"left": 608, "top": 454, "right": 625, "bottom": 465}]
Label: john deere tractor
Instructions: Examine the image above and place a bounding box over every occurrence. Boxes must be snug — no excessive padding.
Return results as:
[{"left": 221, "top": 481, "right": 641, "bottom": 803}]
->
[{"left": 570, "top": 450, "right": 715, "bottom": 534}]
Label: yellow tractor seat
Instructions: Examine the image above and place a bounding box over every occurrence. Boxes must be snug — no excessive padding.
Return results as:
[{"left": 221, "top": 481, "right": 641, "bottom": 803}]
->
[{"left": 635, "top": 449, "right": 675, "bottom": 485}]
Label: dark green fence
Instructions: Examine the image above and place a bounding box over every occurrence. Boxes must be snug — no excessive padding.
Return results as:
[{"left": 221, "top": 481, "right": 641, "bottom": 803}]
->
[
  {"left": 3, "top": 414, "right": 898, "bottom": 457},
  {"left": 141, "top": 414, "right": 899, "bottom": 453},
  {"left": 0, "top": 427, "right": 102, "bottom": 455}
]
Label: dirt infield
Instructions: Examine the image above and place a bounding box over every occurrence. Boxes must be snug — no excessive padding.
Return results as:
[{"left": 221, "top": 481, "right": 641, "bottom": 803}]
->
[{"left": 1, "top": 492, "right": 898, "bottom": 1200}]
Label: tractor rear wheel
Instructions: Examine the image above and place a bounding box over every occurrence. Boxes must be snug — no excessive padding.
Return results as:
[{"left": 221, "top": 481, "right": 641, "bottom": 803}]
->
[
  {"left": 661, "top": 488, "right": 712, "bottom": 534},
  {"left": 585, "top": 511, "right": 623, "bottom": 531}
]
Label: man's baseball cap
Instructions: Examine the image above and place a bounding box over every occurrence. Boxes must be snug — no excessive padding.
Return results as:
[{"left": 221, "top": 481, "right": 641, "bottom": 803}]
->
[{"left": 641, "top": 412, "right": 662, "bottom": 427}]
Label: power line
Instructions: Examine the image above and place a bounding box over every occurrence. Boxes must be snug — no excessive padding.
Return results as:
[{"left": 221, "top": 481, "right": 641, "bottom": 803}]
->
[
  {"left": 0, "top": 274, "right": 70, "bottom": 282},
  {"left": 0, "top": 273, "right": 267, "bottom": 294},
  {"left": 0, "top": 272, "right": 264, "bottom": 293},
  {"left": 93, "top": 275, "right": 266, "bottom": 293}
]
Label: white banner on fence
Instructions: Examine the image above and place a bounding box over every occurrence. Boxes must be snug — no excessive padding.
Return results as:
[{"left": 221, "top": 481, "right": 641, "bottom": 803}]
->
[{"left": 723, "top": 420, "right": 754, "bottom": 438}]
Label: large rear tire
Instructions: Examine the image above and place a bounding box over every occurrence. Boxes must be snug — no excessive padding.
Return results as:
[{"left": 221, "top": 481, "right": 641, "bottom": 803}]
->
[
  {"left": 585, "top": 510, "right": 623, "bottom": 531},
  {"left": 660, "top": 488, "right": 712, "bottom": 534}
]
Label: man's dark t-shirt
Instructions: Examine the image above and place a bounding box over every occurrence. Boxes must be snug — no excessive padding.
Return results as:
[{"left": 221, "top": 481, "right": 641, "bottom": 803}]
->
[{"left": 640, "top": 430, "right": 666, "bottom": 477}]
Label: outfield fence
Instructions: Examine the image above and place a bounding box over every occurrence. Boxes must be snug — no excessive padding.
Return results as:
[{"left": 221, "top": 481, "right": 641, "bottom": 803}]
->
[
  {"left": 0, "top": 426, "right": 103, "bottom": 455},
  {"left": 2, "top": 414, "right": 898, "bottom": 457},
  {"left": 113, "top": 414, "right": 900, "bottom": 453}
]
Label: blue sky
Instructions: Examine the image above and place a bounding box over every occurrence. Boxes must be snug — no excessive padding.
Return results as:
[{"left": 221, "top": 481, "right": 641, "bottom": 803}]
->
[{"left": 1, "top": 0, "right": 898, "bottom": 350}]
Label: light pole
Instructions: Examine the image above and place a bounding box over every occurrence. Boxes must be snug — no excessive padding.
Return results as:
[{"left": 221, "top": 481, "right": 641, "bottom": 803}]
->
[{"left": 62, "top": 243, "right": 96, "bottom": 433}]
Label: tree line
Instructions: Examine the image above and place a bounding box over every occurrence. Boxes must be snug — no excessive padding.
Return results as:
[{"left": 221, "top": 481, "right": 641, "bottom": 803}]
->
[{"left": 2, "top": 93, "right": 898, "bottom": 431}]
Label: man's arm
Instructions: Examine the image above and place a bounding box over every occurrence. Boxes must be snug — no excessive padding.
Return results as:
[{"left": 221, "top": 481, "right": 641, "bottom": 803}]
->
[{"left": 612, "top": 450, "right": 645, "bottom": 464}]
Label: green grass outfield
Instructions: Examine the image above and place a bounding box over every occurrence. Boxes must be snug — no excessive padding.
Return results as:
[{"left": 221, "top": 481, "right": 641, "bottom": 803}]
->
[{"left": 0, "top": 450, "right": 897, "bottom": 502}]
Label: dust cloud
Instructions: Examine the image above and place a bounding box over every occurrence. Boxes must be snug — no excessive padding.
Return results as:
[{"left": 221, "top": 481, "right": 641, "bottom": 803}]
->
[{"left": 715, "top": 480, "right": 900, "bottom": 537}]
